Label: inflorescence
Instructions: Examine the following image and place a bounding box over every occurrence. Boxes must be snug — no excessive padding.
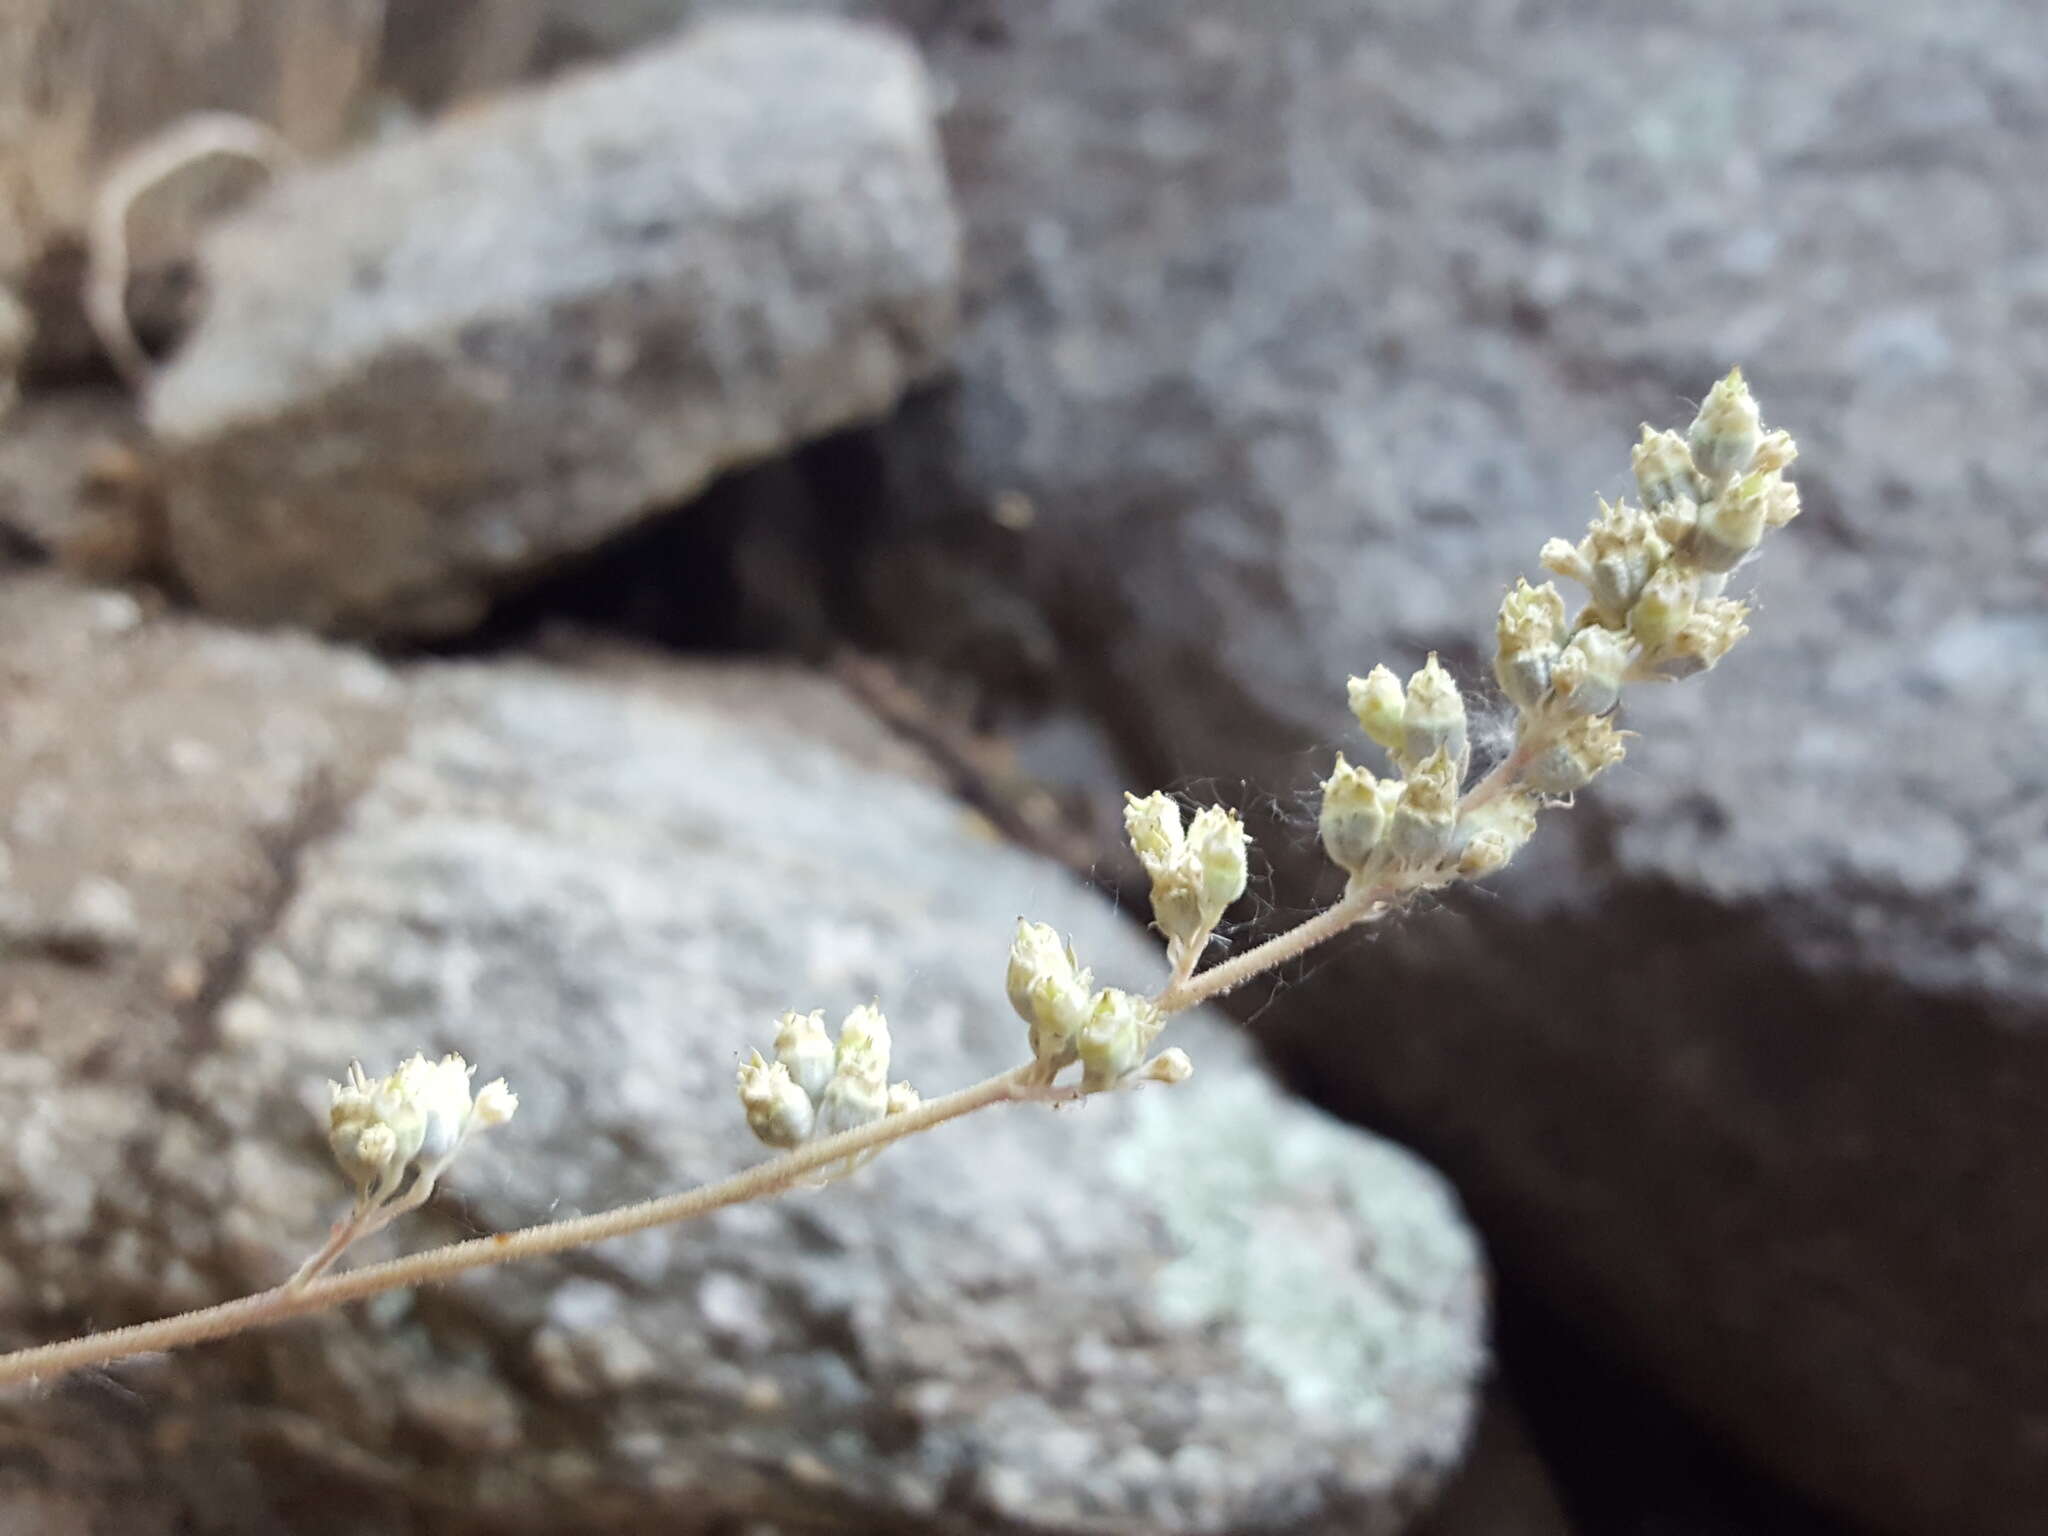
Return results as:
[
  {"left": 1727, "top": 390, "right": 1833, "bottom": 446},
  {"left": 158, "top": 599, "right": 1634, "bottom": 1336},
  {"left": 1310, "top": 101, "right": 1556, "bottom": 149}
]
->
[{"left": 288, "top": 371, "right": 1796, "bottom": 1279}]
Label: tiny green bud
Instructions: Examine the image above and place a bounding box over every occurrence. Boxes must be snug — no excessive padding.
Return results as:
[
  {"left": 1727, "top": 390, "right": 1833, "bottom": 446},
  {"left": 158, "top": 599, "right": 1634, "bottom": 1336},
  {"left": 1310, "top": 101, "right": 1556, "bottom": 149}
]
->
[
  {"left": 1628, "top": 564, "right": 1698, "bottom": 650},
  {"left": 1551, "top": 624, "right": 1629, "bottom": 717},
  {"left": 1123, "top": 790, "right": 1184, "bottom": 876},
  {"left": 1694, "top": 472, "right": 1770, "bottom": 573},
  {"left": 1402, "top": 653, "right": 1468, "bottom": 769},
  {"left": 773, "top": 1008, "right": 836, "bottom": 1104},
  {"left": 1652, "top": 496, "right": 1698, "bottom": 547},
  {"left": 1752, "top": 429, "right": 1797, "bottom": 478},
  {"left": 885, "top": 1082, "right": 921, "bottom": 1117},
  {"left": 1654, "top": 597, "right": 1750, "bottom": 679},
  {"left": 738, "top": 1050, "right": 816, "bottom": 1149},
  {"left": 835, "top": 1003, "right": 891, "bottom": 1082},
  {"left": 1584, "top": 499, "right": 1668, "bottom": 622},
  {"left": 1454, "top": 793, "right": 1538, "bottom": 879},
  {"left": 1184, "top": 805, "right": 1250, "bottom": 929},
  {"left": 1495, "top": 579, "right": 1567, "bottom": 711},
  {"left": 1008, "top": 920, "right": 1093, "bottom": 1073},
  {"left": 1540, "top": 537, "right": 1593, "bottom": 589},
  {"left": 1763, "top": 476, "right": 1801, "bottom": 529},
  {"left": 1523, "top": 715, "right": 1628, "bottom": 796},
  {"left": 1631, "top": 426, "right": 1699, "bottom": 510},
  {"left": 1138, "top": 1047, "right": 1194, "bottom": 1086},
  {"left": 1077, "top": 988, "right": 1162, "bottom": 1092},
  {"left": 1347, "top": 664, "right": 1407, "bottom": 756},
  {"left": 1688, "top": 367, "right": 1764, "bottom": 487},
  {"left": 1007, "top": 921, "right": 1067, "bottom": 1024},
  {"left": 1386, "top": 747, "right": 1460, "bottom": 866},
  {"left": 1318, "top": 753, "right": 1392, "bottom": 874}
]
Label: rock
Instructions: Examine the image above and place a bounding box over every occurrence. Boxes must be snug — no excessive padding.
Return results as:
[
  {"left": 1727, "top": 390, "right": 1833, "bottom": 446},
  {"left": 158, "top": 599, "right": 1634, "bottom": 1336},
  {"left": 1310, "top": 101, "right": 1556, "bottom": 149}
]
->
[
  {"left": 0, "top": 629, "right": 1486, "bottom": 1533},
  {"left": 852, "top": 2, "right": 2048, "bottom": 1531},
  {"left": 377, "top": 0, "right": 552, "bottom": 112},
  {"left": 0, "top": 0, "right": 384, "bottom": 371},
  {"left": 0, "top": 389, "right": 160, "bottom": 579},
  {"left": 0, "top": 284, "right": 26, "bottom": 416},
  {"left": 150, "top": 17, "right": 960, "bottom": 639},
  {"left": 1414, "top": 1390, "right": 1577, "bottom": 1536}
]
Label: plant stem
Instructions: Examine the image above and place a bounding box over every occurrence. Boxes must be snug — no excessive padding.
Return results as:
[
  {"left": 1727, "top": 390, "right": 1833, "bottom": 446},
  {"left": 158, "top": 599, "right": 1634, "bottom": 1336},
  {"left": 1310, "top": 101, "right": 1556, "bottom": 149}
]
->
[
  {"left": 0, "top": 1065, "right": 1066, "bottom": 1390},
  {"left": 1155, "top": 885, "right": 1381, "bottom": 1013}
]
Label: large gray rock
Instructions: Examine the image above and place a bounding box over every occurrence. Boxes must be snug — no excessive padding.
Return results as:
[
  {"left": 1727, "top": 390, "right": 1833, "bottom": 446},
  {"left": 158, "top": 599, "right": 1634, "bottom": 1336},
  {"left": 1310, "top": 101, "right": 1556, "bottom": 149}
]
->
[
  {"left": 0, "top": 0, "right": 385, "bottom": 370},
  {"left": 150, "top": 16, "right": 959, "bottom": 638},
  {"left": 850, "top": 2, "right": 2048, "bottom": 1532},
  {"left": 0, "top": 608, "right": 1487, "bottom": 1533}
]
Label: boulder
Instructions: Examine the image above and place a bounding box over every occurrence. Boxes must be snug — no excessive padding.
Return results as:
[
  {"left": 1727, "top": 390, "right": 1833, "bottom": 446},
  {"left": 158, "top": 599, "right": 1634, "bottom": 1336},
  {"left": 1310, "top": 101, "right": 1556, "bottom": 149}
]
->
[
  {"left": 149, "top": 17, "right": 960, "bottom": 639},
  {"left": 0, "top": 592, "right": 1488, "bottom": 1533},
  {"left": 852, "top": 2, "right": 2048, "bottom": 1531}
]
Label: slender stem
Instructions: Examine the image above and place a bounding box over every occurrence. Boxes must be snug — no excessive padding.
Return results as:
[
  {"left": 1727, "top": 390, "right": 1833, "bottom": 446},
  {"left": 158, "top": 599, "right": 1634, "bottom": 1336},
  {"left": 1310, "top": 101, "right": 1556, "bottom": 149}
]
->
[
  {"left": 1155, "top": 885, "right": 1382, "bottom": 1013},
  {"left": 0, "top": 724, "right": 1556, "bottom": 1393},
  {"left": 1457, "top": 736, "right": 1542, "bottom": 814},
  {"left": 0, "top": 1065, "right": 1066, "bottom": 1390}
]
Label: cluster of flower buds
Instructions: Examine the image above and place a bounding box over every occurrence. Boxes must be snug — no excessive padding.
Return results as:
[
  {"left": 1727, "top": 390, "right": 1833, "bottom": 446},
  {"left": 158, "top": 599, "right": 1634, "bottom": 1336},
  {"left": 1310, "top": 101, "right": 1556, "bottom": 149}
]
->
[
  {"left": 1320, "top": 653, "right": 1508, "bottom": 886},
  {"left": 736, "top": 1004, "right": 920, "bottom": 1153},
  {"left": 1122, "top": 792, "right": 1251, "bottom": 961},
  {"left": 1321, "top": 372, "right": 1793, "bottom": 887},
  {"left": 1532, "top": 367, "right": 1797, "bottom": 708},
  {"left": 327, "top": 1053, "right": 517, "bottom": 1215},
  {"left": 1006, "top": 919, "right": 1192, "bottom": 1090}
]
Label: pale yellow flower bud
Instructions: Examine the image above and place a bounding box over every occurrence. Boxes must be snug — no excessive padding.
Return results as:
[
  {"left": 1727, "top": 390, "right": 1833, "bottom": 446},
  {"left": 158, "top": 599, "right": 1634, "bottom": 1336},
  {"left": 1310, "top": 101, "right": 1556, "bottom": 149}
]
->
[
  {"left": 1652, "top": 496, "right": 1698, "bottom": 547},
  {"left": 738, "top": 1050, "right": 815, "bottom": 1149},
  {"left": 1632, "top": 426, "right": 1699, "bottom": 510},
  {"left": 1584, "top": 499, "right": 1668, "bottom": 623},
  {"left": 1184, "top": 805, "right": 1250, "bottom": 929},
  {"left": 1524, "top": 715, "right": 1628, "bottom": 796},
  {"left": 1077, "top": 988, "right": 1162, "bottom": 1092},
  {"left": 1026, "top": 963, "right": 1093, "bottom": 1073},
  {"left": 1122, "top": 790, "right": 1184, "bottom": 876},
  {"left": 1628, "top": 564, "right": 1698, "bottom": 650},
  {"left": 1551, "top": 624, "right": 1629, "bottom": 717},
  {"left": 833, "top": 1003, "right": 891, "bottom": 1084},
  {"left": 1386, "top": 747, "right": 1460, "bottom": 866},
  {"left": 1006, "top": 921, "right": 1066, "bottom": 1024},
  {"left": 1138, "top": 1048, "right": 1194, "bottom": 1086},
  {"left": 471, "top": 1078, "right": 518, "bottom": 1130},
  {"left": 1752, "top": 429, "right": 1797, "bottom": 478},
  {"left": 1763, "top": 476, "right": 1801, "bottom": 529},
  {"left": 1656, "top": 597, "right": 1751, "bottom": 679},
  {"left": 773, "top": 1008, "right": 836, "bottom": 1104},
  {"left": 1540, "top": 537, "right": 1593, "bottom": 588},
  {"left": 1688, "top": 367, "right": 1764, "bottom": 486},
  {"left": 1318, "top": 753, "right": 1391, "bottom": 875},
  {"left": 1495, "top": 579, "right": 1567, "bottom": 711},
  {"left": 1454, "top": 794, "right": 1538, "bottom": 879},
  {"left": 1402, "top": 653, "right": 1468, "bottom": 769},
  {"left": 885, "top": 1082, "right": 921, "bottom": 1117},
  {"left": 815, "top": 1063, "right": 889, "bottom": 1138},
  {"left": 1694, "top": 472, "right": 1770, "bottom": 573},
  {"left": 1007, "top": 919, "right": 1092, "bottom": 1071},
  {"left": 1347, "top": 664, "right": 1407, "bottom": 756}
]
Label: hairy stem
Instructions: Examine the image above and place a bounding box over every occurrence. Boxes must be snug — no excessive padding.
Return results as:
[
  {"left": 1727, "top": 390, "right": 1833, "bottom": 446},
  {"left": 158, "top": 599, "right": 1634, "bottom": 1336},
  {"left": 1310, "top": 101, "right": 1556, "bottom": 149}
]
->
[
  {"left": 0, "top": 1065, "right": 1065, "bottom": 1389},
  {"left": 1155, "top": 885, "right": 1382, "bottom": 1013}
]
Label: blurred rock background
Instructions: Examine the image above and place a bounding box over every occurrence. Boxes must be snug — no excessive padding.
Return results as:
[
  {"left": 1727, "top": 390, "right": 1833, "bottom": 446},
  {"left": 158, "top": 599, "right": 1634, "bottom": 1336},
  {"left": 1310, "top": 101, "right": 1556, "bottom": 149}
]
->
[{"left": 2, "top": 2, "right": 2043, "bottom": 1534}]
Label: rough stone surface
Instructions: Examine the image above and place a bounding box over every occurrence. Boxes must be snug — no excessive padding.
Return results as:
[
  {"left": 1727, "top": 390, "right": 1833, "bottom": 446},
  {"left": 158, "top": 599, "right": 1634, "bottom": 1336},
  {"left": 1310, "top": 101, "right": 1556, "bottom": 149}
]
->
[
  {"left": 0, "top": 0, "right": 384, "bottom": 370},
  {"left": 843, "top": 3, "right": 2048, "bottom": 1532},
  {"left": 0, "top": 389, "right": 159, "bottom": 579},
  {"left": 0, "top": 623, "right": 1486, "bottom": 1533},
  {"left": 150, "top": 17, "right": 960, "bottom": 639},
  {"left": 0, "top": 575, "right": 407, "bottom": 1535},
  {"left": 0, "top": 284, "right": 26, "bottom": 415}
]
